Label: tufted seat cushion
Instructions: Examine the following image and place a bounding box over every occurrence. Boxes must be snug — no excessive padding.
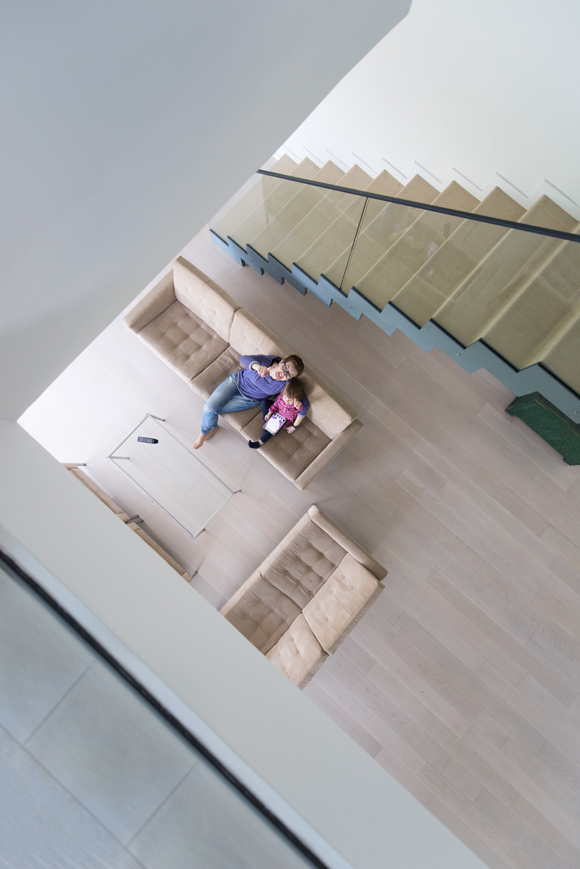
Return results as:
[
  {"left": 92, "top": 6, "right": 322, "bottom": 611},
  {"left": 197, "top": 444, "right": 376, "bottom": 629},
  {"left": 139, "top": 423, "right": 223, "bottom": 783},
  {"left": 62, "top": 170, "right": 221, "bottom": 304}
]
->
[
  {"left": 266, "top": 615, "right": 328, "bottom": 689},
  {"left": 220, "top": 573, "right": 301, "bottom": 654},
  {"left": 303, "top": 553, "right": 383, "bottom": 653},
  {"left": 260, "top": 516, "right": 346, "bottom": 608},
  {"left": 139, "top": 300, "right": 229, "bottom": 383},
  {"left": 190, "top": 347, "right": 263, "bottom": 432},
  {"left": 220, "top": 506, "right": 386, "bottom": 688},
  {"left": 242, "top": 415, "right": 331, "bottom": 482}
]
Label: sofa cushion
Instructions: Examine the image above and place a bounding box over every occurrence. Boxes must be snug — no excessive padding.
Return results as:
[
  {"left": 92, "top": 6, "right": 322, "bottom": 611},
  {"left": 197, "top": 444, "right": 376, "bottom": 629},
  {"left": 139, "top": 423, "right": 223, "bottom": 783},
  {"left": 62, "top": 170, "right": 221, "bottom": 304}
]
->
[
  {"left": 242, "top": 415, "right": 331, "bottom": 482},
  {"left": 303, "top": 553, "right": 382, "bottom": 653},
  {"left": 190, "top": 346, "right": 240, "bottom": 398},
  {"left": 173, "top": 257, "right": 239, "bottom": 342},
  {"left": 260, "top": 517, "right": 346, "bottom": 608},
  {"left": 229, "top": 308, "right": 291, "bottom": 358},
  {"left": 300, "top": 370, "right": 356, "bottom": 439},
  {"left": 221, "top": 575, "right": 301, "bottom": 654},
  {"left": 309, "top": 505, "right": 388, "bottom": 581},
  {"left": 139, "top": 300, "right": 229, "bottom": 383},
  {"left": 189, "top": 347, "right": 262, "bottom": 431},
  {"left": 266, "top": 615, "right": 328, "bottom": 689}
]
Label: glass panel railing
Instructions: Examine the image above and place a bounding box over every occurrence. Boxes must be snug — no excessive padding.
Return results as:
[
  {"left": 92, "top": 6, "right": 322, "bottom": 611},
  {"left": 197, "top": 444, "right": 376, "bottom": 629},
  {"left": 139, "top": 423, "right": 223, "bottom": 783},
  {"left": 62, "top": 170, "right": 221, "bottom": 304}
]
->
[{"left": 210, "top": 165, "right": 580, "bottom": 399}]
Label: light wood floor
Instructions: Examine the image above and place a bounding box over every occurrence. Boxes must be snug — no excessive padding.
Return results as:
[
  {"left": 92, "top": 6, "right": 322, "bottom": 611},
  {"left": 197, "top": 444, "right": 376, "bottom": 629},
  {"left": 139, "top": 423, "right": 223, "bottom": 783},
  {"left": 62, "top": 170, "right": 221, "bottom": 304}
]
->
[{"left": 20, "top": 227, "right": 580, "bottom": 869}]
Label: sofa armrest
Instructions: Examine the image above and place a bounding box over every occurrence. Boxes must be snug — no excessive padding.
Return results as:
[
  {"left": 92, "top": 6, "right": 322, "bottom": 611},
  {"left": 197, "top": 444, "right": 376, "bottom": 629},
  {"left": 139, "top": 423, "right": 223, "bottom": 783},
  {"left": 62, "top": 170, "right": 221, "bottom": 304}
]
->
[
  {"left": 308, "top": 505, "right": 387, "bottom": 581},
  {"left": 122, "top": 270, "right": 176, "bottom": 333},
  {"left": 293, "top": 418, "right": 363, "bottom": 491},
  {"left": 219, "top": 568, "right": 262, "bottom": 618}
]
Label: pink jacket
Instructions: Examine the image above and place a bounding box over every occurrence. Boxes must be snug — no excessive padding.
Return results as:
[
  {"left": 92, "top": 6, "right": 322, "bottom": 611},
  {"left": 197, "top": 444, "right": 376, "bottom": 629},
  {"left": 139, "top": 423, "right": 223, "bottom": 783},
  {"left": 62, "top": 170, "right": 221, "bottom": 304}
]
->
[{"left": 269, "top": 394, "right": 303, "bottom": 428}]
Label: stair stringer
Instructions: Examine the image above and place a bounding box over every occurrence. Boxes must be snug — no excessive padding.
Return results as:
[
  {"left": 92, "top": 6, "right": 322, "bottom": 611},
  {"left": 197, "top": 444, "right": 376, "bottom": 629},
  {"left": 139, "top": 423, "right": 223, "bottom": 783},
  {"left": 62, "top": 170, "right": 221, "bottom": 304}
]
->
[{"left": 210, "top": 228, "right": 580, "bottom": 420}]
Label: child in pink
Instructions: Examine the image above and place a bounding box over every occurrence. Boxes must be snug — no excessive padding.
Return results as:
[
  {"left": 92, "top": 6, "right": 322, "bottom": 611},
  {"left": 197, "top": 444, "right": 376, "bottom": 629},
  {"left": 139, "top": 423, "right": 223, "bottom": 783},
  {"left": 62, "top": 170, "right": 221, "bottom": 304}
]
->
[{"left": 248, "top": 379, "right": 307, "bottom": 449}]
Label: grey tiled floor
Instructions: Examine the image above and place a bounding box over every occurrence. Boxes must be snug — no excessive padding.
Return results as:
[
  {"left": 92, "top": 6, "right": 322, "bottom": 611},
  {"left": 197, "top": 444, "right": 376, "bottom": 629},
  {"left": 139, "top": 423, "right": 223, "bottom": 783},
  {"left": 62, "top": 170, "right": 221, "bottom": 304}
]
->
[
  {"left": 0, "top": 566, "right": 314, "bottom": 868},
  {"left": 0, "top": 724, "right": 145, "bottom": 869},
  {"left": 130, "top": 759, "right": 312, "bottom": 869},
  {"left": 26, "top": 660, "right": 196, "bottom": 844},
  {"left": 0, "top": 567, "right": 92, "bottom": 743}
]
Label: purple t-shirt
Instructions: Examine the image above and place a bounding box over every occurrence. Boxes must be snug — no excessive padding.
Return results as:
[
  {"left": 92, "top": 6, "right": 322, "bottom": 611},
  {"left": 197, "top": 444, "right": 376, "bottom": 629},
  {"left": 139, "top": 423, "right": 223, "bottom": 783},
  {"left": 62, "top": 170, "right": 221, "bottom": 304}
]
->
[{"left": 238, "top": 355, "right": 309, "bottom": 416}]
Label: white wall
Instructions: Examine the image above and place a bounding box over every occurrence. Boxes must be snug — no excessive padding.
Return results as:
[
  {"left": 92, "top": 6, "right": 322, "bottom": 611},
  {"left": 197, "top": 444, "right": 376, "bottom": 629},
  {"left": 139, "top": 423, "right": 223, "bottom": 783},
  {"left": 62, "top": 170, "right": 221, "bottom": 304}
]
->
[
  {"left": 0, "top": 0, "right": 411, "bottom": 422},
  {"left": 281, "top": 0, "right": 580, "bottom": 213}
]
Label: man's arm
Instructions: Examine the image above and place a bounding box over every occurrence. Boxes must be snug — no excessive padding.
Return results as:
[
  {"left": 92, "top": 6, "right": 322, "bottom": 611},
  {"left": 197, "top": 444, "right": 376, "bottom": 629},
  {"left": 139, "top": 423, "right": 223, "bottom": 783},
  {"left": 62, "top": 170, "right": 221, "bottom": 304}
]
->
[
  {"left": 297, "top": 391, "right": 310, "bottom": 416},
  {"left": 239, "top": 354, "right": 275, "bottom": 377}
]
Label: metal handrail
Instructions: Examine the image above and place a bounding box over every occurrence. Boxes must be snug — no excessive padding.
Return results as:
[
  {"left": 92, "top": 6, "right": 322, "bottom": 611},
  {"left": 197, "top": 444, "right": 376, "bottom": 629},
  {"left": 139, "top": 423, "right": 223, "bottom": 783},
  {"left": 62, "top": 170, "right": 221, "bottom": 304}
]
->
[{"left": 257, "top": 169, "right": 580, "bottom": 243}]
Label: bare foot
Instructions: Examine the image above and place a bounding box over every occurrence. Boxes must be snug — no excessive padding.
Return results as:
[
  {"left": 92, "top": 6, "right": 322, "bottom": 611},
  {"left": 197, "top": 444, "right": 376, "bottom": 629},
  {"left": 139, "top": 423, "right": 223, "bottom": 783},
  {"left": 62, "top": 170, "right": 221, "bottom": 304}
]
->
[{"left": 193, "top": 427, "right": 217, "bottom": 449}]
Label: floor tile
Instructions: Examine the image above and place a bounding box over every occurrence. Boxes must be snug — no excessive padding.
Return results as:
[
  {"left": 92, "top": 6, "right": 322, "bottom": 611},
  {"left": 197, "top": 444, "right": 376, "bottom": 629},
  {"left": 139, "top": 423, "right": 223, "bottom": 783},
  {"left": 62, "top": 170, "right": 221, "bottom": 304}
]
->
[
  {"left": 0, "top": 725, "right": 145, "bottom": 869},
  {"left": 26, "top": 660, "right": 196, "bottom": 844},
  {"left": 0, "top": 568, "right": 93, "bottom": 743},
  {"left": 129, "top": 757, "right": 311, "bottom": 869}
]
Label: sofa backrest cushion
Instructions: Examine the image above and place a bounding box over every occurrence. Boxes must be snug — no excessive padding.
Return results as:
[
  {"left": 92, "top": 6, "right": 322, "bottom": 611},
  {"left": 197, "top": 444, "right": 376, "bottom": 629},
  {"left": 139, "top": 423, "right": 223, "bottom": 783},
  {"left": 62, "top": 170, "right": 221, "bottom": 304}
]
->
[
  {"left": 300, "top": 369, "right": 357, "bottom": 439},
  {"left": 261, "top": 517, "right": 346, "bottom": 608},
  {"left": 303, "top": 553, "right": 381, "bottom": 653},
  {"left": 229, "top": 308, "right": 291, "bottom": 358},
  {"left": 173, "top": 256, "right": 239, "bottom": 342}
]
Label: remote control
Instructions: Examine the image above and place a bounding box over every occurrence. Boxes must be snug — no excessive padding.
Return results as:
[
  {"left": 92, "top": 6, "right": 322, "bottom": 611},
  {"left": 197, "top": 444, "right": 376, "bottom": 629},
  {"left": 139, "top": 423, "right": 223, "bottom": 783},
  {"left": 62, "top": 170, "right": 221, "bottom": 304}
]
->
[{"left": 137, "top": 437, "right": 158, "bottom": 444}]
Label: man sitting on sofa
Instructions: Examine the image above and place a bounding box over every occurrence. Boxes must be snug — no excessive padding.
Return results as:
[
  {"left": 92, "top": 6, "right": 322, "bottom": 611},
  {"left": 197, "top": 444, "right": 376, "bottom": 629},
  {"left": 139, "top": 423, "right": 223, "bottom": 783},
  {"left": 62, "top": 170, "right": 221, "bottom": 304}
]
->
[{"left": 193, "top": 354, "right": 309, "bottom": 449}]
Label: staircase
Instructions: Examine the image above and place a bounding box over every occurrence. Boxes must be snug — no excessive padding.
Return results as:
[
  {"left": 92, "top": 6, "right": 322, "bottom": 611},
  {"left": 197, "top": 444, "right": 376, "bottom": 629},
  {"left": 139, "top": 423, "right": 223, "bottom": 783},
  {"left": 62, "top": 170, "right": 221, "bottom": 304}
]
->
[{"left": 210, "top": 157, "right": 580, "bottom": 419}]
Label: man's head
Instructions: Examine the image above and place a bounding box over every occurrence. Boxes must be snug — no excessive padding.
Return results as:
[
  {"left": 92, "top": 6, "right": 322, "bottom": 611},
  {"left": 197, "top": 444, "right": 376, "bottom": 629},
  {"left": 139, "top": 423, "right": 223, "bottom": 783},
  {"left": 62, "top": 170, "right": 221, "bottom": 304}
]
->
[{"left": 270, "top": 354, "right": 304, "bottom": 381}]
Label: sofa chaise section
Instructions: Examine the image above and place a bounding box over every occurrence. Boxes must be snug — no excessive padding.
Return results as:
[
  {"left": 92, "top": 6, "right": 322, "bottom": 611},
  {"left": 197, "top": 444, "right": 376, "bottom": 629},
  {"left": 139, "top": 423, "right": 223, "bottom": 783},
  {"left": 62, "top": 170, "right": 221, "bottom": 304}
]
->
[
  {"left": 123, "top": 256, "right": 362, "bottom": 488},
  {"left": 221, "top": 506, "right": 387, "bottom": 687},
  {"left": 122, "top": 257, "right": 239, "bottom": 383}
]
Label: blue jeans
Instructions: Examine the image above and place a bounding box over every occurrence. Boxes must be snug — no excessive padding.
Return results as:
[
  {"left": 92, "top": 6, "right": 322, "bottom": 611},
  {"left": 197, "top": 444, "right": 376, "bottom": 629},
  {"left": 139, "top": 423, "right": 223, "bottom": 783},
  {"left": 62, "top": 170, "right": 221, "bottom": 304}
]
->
[{"left": 200, "top": 373, "right": 259, "bottom": 434}]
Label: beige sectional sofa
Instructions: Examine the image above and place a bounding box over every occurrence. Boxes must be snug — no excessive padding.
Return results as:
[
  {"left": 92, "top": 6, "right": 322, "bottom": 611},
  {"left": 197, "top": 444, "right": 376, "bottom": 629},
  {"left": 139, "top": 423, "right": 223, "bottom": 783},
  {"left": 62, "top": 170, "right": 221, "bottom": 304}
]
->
[
  {"left": 122, "top": 257, "right": 362, "bottom": 489},
  {"left": 221, "top": 506, "right": 387, "bottom": 688},
  {"left": 64, "top": 464, "right": 193, "bottom": 583}
]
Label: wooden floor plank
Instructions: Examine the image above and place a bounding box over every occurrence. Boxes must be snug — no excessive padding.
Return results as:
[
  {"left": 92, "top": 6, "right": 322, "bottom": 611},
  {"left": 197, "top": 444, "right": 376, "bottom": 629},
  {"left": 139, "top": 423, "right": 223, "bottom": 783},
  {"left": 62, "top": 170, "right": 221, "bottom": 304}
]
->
[{"left": 18, "top": 224, "right": 580, "bottom": 869}]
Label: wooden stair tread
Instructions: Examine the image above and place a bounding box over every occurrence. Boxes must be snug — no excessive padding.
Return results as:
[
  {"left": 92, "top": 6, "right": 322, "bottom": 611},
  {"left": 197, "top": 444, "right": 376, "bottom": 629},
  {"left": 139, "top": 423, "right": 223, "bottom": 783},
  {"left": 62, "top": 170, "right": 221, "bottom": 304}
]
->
[
  {"left": 483, "top": 228, "right": 580, "bottom": 370},
  {"left": 229, "top": 158, "right": 319, "bottom": 248},
  {"left": 341, "top": 178, "right": 465, "bottom": 307},
  {"left": 435, "top": 195, "right": 579, "bottom": 346},
  {"left": 248, "top": 161, "right": 345, "bottom": 258},
  {"left": 321, "top": 175, "right": 440, "bottom": 291},
  {"left": 391, "top": 187, "right": 526, "bottom": 326},
  {"left": 356, "top": 181, "right": 479, "bottom": 307},
  {"left": 211, "top": 154, "right": 297, "bottom": 241},
  {"left": 294, "top": 169, "right": 402, "bottom": 284},
  {"left": 271, "top": 164, "right": 373, "bottom": 269},
  {"left": 544, "top": 315, "right": 580, "bottom": 394},
  {"left": 357, "top": 182, "right": 479, "bottom": 311}
]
